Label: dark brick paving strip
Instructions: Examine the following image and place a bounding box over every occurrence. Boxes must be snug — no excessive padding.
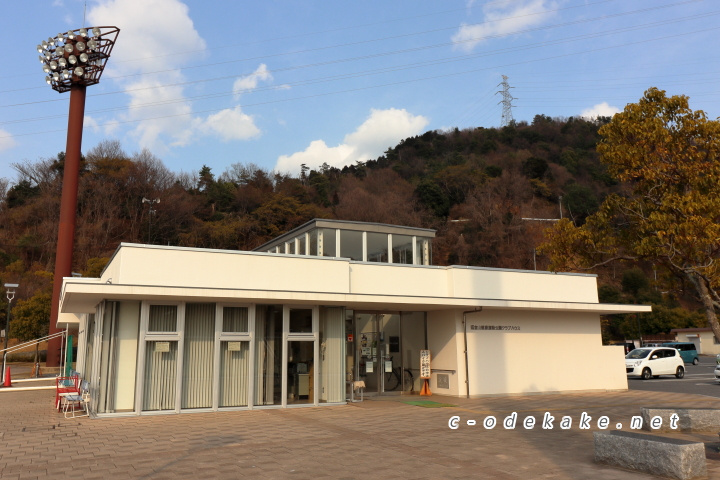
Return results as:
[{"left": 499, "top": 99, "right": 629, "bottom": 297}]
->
[{"left": 2, "top": 389, "right": 720, "bottom": 478}]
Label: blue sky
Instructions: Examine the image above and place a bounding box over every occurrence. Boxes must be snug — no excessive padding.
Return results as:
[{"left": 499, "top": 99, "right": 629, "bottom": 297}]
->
[{"left": 1, "top": 0, "right": 719, "bottom": 180}]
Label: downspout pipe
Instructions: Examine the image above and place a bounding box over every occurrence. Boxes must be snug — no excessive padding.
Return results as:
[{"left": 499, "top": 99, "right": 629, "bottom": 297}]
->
[{"left": 462, "top": 308, "right": 483, "bottom": 399}]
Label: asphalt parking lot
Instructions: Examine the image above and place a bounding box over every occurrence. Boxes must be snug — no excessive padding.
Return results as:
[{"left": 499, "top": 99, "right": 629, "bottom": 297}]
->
[{"left": 627, "top": 355, "right": 720, "bottom": 398}]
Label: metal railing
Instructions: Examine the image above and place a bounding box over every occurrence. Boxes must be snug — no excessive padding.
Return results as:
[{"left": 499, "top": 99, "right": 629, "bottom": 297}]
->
[{"left": 1, "top": 331, "right": 67, "bottom": 380}]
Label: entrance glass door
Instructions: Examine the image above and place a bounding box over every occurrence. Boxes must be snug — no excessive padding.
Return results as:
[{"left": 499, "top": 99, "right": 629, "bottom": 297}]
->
[{"left": 355, "top": 313, "right": 401, "bottom": 395}]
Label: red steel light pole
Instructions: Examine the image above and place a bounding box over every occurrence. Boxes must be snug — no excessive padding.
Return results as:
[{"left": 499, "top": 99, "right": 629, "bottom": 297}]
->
[{"left": 39, "top": 26, "right": 119, "bottom": 367}]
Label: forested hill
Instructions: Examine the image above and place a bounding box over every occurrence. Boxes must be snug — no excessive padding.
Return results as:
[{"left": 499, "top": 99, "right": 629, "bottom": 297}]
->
[
  {"left": 1, "top": 114, "right": 707, "bottom": 339},
  {"left": 1, "top": 115, "right": 613, "bottom": 278}
]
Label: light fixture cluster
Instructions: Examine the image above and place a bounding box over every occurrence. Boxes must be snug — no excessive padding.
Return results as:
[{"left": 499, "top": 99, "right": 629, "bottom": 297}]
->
[{"left": 37, "top": 26, "right": 119, "bottom": 93}]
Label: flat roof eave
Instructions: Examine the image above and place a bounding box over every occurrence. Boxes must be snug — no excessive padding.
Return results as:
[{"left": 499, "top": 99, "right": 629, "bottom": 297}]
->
[{"left": 60, "top": 282, "right": 651, "bottom": 316}]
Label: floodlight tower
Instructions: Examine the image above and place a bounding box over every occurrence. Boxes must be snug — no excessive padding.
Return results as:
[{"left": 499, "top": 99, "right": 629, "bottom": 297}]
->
[{"left": 37, "top": 26, "right": 120, "bottom": 367}]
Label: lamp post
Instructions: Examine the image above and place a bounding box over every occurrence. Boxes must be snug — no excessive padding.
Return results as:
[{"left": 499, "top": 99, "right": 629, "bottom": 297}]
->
[
  {"left": 38, "top": 26, "right": 120, "bottom": 367},
  {"left": 2, "top": 283, "right": 18, "bottom": 385}
]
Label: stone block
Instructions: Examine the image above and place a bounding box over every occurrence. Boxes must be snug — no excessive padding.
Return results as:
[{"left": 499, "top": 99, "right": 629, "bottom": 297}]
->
[
  {"left": 594, "top": 430, "right": 707, "bottom": 480},
  {"left": 641, "top": 407, "right": 720, "bottom": 433}
]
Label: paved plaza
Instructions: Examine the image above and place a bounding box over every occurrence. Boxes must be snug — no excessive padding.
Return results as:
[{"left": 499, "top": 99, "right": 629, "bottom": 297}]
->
[{"left": 2, "top": 388, "right": 720, "bottom": 479}]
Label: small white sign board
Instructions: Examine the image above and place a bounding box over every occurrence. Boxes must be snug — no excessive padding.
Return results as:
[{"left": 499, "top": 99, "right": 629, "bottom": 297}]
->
[
  {"left": 420, "top": 349, "right": 431, "bottom": 379},
  {"left": 227, "top": 341, "right": 242, "bottom": 352},
  {"left": 155, "top": 341, "right": 170, "bottom": 353}
]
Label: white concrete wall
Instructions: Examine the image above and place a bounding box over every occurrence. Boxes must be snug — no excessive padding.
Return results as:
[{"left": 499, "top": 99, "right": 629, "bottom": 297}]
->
[
  {"left": 698, "top": 332, "right": 720, "bottom": 355},
  {"left": 104, "top": 244, "right": 601, "bottom": 306},
  {"left": 450, "top": 268, "right": 599, "bottom": 303},
  {"left": 427, "top": 310, "right": 466, "bottom": 396},
  {"left": 76, "top": 314, "right": 87, "bottom": 374},
  {"left": 115, "top": 301, "right": 140, "bottom": 411},
  {"left": 350, "top": 263, "right": 448, "bottom": 297},
  {"left": 464, "top": 310, "right": 627, "bottom": 396},
  {"left": 113, "top": 246, "right": 351, "bottom": 294}
]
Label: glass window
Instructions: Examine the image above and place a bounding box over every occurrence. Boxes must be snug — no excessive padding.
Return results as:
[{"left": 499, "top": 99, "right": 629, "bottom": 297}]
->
[
  {"left": 367, "top": 232, "right": 388, "bottom": 263},
  {"left": 287, "top": 340, "right": 314, "bottom": 405},
  {"left": 142, "top": 340, "right": 178, "bottom": 411},
  {"left": 223, "top": 307, "right": 249, "bottom": 333},
  {"left": 340, "top": 230, "right": 363, "bottom": 261},
  {"left": 219, "top": 340, "right": 250, "bottom": 407},
  {"left": 148, "top": 305, "right": 177, "bottom": 332},
  {"left": 319, "top": 307, "right": 345, "bottom": 403},
  {"left": 400, "top": 312, "right": 427, "bottom": 393},
  {"left": 289, "top": 308, "right": 313, "bottom": 333},
  {"left": 320, "top": 228, "right": 336, "bottom": 257},
  {"left": 415, "top": 238, "right": 431, "bottom": 265},
  {"left": 182, "top": 303, "right": 215, "bottom": 409},
  {"left": 392, "top": 235, "right": 413, "bottom": 264},
  {"left": 297, "top": 235, "right": 306, "bottom": 255},
  {"left": 308, "top": 230, "right": 318, "bottom": 256},
  {"left": 254, "top": 305, "right": 283, "bottom": 406}
]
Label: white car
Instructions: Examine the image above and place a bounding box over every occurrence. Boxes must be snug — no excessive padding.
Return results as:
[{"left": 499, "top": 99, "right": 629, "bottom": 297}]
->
[
  {"left": 715, "top": 364, "right": 720, "bottom": 383},
  {"left": 625, "top": 347, "right": 685, "bottom": 380}
]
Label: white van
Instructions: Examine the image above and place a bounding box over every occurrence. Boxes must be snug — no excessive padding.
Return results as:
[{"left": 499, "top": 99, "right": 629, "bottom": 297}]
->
[{"left": 625, "top": 347, "right": 685, "bottom": 379}]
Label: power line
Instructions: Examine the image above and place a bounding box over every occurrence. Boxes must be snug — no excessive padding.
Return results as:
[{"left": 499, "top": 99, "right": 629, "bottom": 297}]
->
[
  {"left": 0, "top": 0, "right": 702, "bottom": 97},
  {"left": 2, "top": 21, "right": 719, "bottom": 140},
  {"left": 2, "top": 7, "right": 717, "bottom": 127}
]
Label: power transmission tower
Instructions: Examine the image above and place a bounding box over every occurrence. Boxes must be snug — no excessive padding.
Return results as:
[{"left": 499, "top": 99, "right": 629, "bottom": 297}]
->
[{"left": 496, "top": 75, "right": 516, "bottom": 127}]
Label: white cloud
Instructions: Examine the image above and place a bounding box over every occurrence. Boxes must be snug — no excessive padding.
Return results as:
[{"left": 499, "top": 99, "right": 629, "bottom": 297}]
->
[
  {"left": 87, "top": 0, "right": 206, "bottom": 151},
  {"left": 104, "top": 119, "right": 121, "bottom": 136},
  {"left": 88, "top": 1, "right": 267, "bottom": 150},
  {"left": 581, "top": 102, "right": 620, "bottom": 119},
  {"left": 88, "top": 0, "right": 205, "bottom": 74},
  {"left": 0, "top": 129, "right": 17, "bottom": 152},
  {"left": 122, "top": 73, "right": 196, "bottom": 151},
  {"left": 84, "top": 116, "right": 100, "bottom": 134},
  {"left": 199, "top": 106, "right": 261, "bottom": 141},
  {"left": 275, "top": 108, "right": 429, "bottom": 174},
  {"left": 452, "top": 0, "right": 557, "bottom": 52},
  {"left": 233, "top": 64, "right": 272, "bottom": 100}
]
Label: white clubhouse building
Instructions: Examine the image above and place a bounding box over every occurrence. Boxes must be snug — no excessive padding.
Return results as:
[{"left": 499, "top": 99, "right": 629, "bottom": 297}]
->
[{"left": 58, "top": 219, "right": 650, "bottom": 417}]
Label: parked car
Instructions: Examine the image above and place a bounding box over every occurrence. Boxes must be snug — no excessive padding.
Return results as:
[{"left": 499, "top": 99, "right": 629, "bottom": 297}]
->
[
  {"left": 625, "top": 347, "right": 685, "bottom": 379},
  {"left": 715, "top": 363, "right": 720, "bottom": 383},
  {"left": 662, "top": 342, "right": 700, "bottom": 365}
]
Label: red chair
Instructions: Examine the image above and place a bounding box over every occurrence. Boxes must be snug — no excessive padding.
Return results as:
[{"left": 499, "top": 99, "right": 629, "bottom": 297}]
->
[{"left": 55, "top": 374, "right": 80, "bottom": 410}]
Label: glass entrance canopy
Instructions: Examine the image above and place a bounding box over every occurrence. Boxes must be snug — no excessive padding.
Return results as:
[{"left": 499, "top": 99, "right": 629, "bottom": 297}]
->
[{"left": 253, "top": 219, "right": 435, "bottom": 265}]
